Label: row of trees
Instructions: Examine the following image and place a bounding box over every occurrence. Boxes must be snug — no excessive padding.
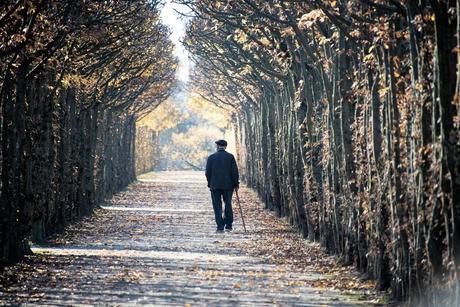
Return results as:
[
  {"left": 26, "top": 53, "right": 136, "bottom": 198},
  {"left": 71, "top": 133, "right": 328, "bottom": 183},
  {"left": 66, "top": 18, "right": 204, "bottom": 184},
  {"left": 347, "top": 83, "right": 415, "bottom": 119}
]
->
[
  {"left": 182, "top": 0, "right": 460, "bottom": 304},
  {"left": 0, "top": 0, "right": 176, "bottom": 264},
  {"left": 135, "top": 125, "right": 160, "bottom": 175}
]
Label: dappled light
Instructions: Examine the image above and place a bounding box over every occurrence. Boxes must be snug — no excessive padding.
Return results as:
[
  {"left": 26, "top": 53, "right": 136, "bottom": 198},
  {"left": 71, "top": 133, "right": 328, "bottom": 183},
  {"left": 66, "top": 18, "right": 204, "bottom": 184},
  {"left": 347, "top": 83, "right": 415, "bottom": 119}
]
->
[
  {"left": 1, "top": 0, "right": 460, "bottom": 306},
  {"left": 1, "top": 172, "right": 383, "bottom": 305}
]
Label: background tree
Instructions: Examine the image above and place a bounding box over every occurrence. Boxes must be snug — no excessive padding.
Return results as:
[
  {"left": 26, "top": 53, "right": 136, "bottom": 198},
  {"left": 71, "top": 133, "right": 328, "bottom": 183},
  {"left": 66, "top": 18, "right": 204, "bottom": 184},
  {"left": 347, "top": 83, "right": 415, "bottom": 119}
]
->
[{"left": 144, "top": 90, "right": 234, "bottom": 171}]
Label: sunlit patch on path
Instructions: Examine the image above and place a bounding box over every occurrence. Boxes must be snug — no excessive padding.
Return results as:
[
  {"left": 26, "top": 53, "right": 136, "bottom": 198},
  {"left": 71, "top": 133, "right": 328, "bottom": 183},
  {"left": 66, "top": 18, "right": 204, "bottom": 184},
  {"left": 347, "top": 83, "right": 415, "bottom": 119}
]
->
[
  {"left": 101, "top": 206, "right": 209, "bottom": 213},
  {"left": 0, "top": 171, "right": 385, "bottom": 305},
  {"left": 32, "top": 246, "right": 254, "bottom": 263}
]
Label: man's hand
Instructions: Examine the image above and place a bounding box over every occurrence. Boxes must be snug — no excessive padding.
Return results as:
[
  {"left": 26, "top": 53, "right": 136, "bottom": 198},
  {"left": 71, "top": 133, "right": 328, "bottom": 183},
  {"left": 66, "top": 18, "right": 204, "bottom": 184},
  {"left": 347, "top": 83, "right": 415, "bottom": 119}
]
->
[{"left": 234, "top": 187, "right": 239, "bottom": 192}]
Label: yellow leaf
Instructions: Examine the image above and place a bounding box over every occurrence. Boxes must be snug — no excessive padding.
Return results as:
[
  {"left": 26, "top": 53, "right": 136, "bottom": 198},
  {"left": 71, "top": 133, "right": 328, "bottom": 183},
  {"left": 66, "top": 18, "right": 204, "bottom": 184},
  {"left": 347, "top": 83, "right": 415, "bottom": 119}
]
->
[{"left": 259, "top": 37, "right": 270, "bottom": 47}]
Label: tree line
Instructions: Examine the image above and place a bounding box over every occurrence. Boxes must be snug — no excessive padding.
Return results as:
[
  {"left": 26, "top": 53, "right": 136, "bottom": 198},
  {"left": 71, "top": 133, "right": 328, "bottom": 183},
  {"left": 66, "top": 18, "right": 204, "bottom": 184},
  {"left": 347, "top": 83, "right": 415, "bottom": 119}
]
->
[
  {"left": 135, "top": 125, "right": 160, "bottom": 176},
  {"left": 182, "top": 0, "right": 460, "bottom": 304},
  {"left": 0, "top": 0, "right": 176, "bottom": 264}
]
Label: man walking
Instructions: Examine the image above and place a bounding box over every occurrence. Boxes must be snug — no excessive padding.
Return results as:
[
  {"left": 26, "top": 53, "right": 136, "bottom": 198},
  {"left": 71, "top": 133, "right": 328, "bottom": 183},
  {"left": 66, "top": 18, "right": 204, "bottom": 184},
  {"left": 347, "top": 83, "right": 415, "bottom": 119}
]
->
[{"left": 205, "top": 139, "right": 239, "bottom": 232}]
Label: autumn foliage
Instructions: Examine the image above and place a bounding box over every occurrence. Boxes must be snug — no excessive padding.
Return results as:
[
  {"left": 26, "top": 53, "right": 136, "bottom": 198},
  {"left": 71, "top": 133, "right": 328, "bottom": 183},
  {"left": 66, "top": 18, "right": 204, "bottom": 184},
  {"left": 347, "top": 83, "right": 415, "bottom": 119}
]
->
[
  {"left": 182, "top": 0, "right": 460, "bottom": 304},
  {"left": 137, "top": 91, "right": 233, "bottom": 171},
  {"left": 0, "top": 1, "right": 176, "bottom": 264}
]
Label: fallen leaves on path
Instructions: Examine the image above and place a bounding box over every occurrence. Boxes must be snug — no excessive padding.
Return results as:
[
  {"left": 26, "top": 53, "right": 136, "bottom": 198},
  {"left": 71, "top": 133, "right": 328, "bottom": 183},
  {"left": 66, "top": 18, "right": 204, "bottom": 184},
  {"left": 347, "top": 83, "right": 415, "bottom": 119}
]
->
[
  {"left": 230, "top": 189, "right": 386, "bottom": 298},
  {"left": 0, "top": 171, "right": 389, "bottom": 305}
]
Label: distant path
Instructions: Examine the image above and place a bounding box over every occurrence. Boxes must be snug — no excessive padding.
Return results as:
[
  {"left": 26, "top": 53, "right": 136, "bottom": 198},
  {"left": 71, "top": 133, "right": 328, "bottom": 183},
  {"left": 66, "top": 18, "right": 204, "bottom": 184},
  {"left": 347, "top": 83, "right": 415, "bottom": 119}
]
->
[{"left": 0, "top": 171, "right": 384, "bottom": 306}]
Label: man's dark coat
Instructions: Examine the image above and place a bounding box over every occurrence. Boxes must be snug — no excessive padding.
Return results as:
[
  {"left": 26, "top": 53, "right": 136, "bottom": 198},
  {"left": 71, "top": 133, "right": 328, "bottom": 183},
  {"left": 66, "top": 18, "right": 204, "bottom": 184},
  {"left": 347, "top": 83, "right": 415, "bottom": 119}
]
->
[{"left": 205, "top": 149, "right": 239, "bottom": 190}]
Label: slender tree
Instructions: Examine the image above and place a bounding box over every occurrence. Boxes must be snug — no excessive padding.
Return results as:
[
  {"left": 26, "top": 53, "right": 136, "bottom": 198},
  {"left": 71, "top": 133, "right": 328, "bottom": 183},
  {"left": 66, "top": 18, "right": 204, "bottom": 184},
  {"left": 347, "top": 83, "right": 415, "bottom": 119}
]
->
[
  {"left": 182, "top": 0, "right": 460, "bottom": 304},
  {"left": 0, "top": 0, "right": 177, "bottom": 264}
]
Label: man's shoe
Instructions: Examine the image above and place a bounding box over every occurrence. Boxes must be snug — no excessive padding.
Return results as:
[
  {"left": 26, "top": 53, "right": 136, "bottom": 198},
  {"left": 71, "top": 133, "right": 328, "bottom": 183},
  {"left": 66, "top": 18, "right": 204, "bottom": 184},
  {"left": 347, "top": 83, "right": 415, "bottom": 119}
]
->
[
  {"left": 216, "top": 229, "right": 224, "bottom": 233},
  {"left": 225, "top": 228, "right": 233, "bottom": 232}
]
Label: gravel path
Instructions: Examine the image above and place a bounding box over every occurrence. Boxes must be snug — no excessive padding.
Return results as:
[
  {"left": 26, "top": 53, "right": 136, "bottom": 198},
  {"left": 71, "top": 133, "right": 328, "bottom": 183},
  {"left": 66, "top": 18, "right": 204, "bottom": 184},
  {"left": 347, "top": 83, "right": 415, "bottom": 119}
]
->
[{"left": 0, "top": 171, "right": 385, "bottom": 306}]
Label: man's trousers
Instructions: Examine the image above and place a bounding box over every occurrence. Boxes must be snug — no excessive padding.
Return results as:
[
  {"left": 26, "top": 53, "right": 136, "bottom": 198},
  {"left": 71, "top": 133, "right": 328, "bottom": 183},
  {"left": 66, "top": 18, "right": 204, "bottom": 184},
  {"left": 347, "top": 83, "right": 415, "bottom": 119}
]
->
[{"left": 210, "top": 189, "right": 233, "bottom": 230}]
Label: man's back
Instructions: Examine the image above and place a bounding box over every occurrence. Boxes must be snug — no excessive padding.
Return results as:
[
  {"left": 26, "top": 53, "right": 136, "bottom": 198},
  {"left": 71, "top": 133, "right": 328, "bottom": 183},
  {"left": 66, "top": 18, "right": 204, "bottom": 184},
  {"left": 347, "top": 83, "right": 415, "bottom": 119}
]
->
[{"left": 205, "top": 149, "right": 239, "bottom": 190}]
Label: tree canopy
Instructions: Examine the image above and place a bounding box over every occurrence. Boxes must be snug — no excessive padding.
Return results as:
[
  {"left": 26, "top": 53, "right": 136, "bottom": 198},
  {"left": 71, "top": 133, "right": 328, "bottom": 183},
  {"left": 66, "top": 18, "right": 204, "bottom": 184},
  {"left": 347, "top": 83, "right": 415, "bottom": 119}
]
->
[
  {"left": 0, "top": 0, "right": 177, "bottom": 263},
  {"left": 182, "top": 0, "right": 460, "bottom": 304}
]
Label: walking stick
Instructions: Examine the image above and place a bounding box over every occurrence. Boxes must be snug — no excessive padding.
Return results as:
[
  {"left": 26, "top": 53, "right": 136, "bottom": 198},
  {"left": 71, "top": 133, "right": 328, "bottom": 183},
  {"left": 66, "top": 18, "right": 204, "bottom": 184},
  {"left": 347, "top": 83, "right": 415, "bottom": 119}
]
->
[{"left": 235, "top": 190, "right": 247, "bottom": 232}]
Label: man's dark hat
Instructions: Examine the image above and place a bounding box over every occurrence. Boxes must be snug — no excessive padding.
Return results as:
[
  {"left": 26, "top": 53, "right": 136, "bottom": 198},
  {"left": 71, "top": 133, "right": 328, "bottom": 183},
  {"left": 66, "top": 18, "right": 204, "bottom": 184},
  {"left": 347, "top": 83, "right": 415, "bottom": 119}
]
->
[{"left": 215, "top": 139, "right": 227, "bottom": 146}]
